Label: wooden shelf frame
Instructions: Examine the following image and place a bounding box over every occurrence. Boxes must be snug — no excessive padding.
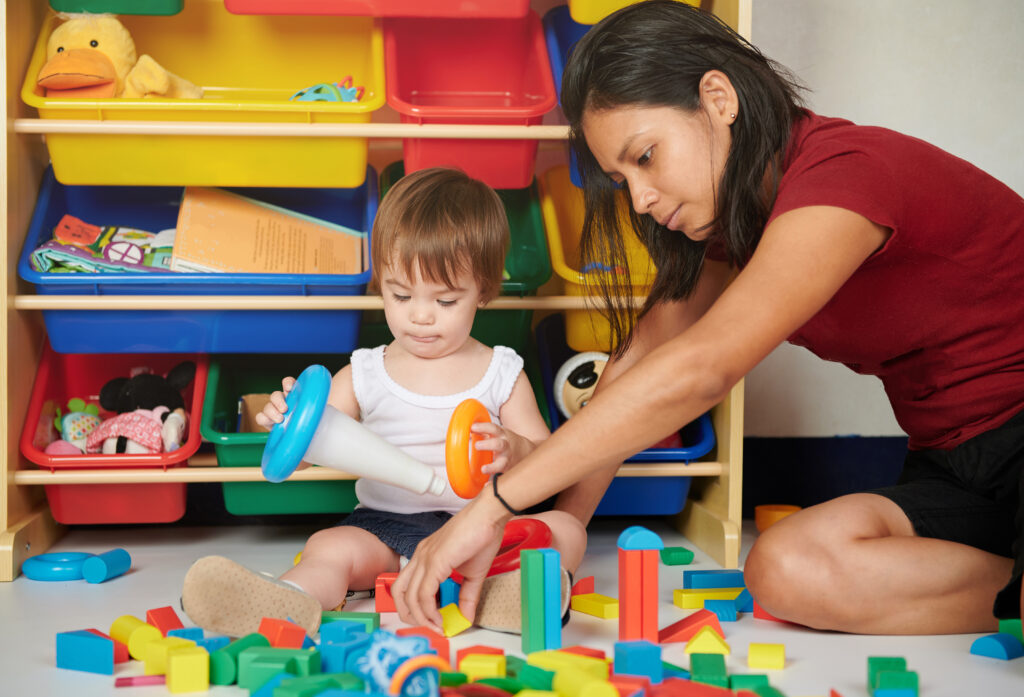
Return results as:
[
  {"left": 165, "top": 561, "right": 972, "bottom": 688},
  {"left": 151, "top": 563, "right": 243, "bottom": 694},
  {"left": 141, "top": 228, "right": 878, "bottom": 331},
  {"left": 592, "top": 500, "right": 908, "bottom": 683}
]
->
[{"left": 2, "top": 0, "right": 749, "bottom": 581}]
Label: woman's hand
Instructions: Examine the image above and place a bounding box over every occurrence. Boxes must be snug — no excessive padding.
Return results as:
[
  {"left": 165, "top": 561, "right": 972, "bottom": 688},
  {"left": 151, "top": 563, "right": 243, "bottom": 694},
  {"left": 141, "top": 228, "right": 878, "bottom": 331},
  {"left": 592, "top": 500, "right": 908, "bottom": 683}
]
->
[
  {"left": 392, "top": 492, "right": 510, "bottom": 632},
  {"left": 471, "top": 423, "right": 536, "bottom": 475},
  {"left": 254, "top": 376, "right": 296, "bottom": 430}
]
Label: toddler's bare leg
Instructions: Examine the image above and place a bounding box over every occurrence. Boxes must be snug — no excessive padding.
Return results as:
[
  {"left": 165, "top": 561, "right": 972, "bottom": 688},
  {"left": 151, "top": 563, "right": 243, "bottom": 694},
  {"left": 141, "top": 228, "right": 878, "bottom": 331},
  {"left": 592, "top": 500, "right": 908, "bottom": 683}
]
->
[{"left": 281, "top": 525, "right": 400, "bottom": 611}]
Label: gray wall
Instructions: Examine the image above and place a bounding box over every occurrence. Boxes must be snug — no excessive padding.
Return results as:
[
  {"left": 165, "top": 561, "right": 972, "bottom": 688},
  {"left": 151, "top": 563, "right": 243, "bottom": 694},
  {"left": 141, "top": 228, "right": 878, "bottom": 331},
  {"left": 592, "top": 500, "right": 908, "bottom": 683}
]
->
[{"left": 747, "top": 0, "right": 1024, "bottom": 436}]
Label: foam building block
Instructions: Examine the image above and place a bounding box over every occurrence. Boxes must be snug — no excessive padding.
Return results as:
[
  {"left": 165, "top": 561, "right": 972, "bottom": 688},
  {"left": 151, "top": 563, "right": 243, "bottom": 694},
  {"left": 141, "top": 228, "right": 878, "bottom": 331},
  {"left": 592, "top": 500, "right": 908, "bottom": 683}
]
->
[
  {"left": 748, "top": 643, "right": 785, "bottom": 670},
  {"left": 115, "top": 676, "right": 166, "bottom": 687},
  {"left": 258, "top": 617, "right": 306, "bottom": 649},
  {"left": 522, "top": 548, "right": 547, "bottom": 653},
  {"left": 144, "top": 636, "right": 196, "bottom": 675},
  {"left": 109, "top": 614, "right": 162, "bottom": 660},
  {"left": 320, "top": 631, "right": 369, "bottom": 673},
  {"left": 456, "top": 644, "right": 505, "bottom": 664},
  {"left": 658, "top": 609, "right": 723, "bottom": 644},
  {"left": 683, "top": 569, "right": 745, "bottom": 589},
  {"left": 752, "top": 600, "right": 788, "bottom": 623},
  {"left": 375, "top": 572, "right": 398, "bottom": 613},
  {"left": 168, "top": 627, "right": 204, "bottom": 642},
  {"left": 571, "top": 593, "right": 619, "bottom": 619},
  {"left": 56, "top": 630, "right": 114, "bottom": 674},
  {"left": 82, "top": 548, "right": 131, "bottom": 583},
  {"left": 685, "top": 626, "right": 730, "bottom": 655},
  {"left": 619, "top": 548, "right": 659, "bottom": 642},
  {"left": 673, "top": 588, "right": 744, "bottom": 610},
  {"left": 610, "top": 674, "right": 651, "bottom": 695},
  {"left": 876, "top": 670, "right": 919, "bottom": 694},
  {"left": 734, "top": 588, "right": 754, "bottom": 613},
  {"left": 236, "top": 647, "right": 321, "bottom": 692},
  {"left": 690, "top": 653, "right": 728, "bottom": 687},
  {"left": 440, "top": 577, "right": 461, "bottom": 608},
  {"left": 397, "top": 626, "right": 449, "bottom": 665},
  {"left": 660, "top": 546, "right": 695, "bottom": 566},
  {"left": 166, "top": 645, "right": 209, "bottom": 694},
  {"left": 560, "top": 645, "right": 606, "bottom": 660},
  {"left": 704, "top": 598, "right": 738, "bottom": 623},
  {"left": 85, "top": 628, "right": 129, "bottom": 663},
  {"left": 323, "top": 611, "right": 380, "bottom": 634},
  {"left": 320, "top": 619, "right": 366, "bottom": 645},
  {"left": 970, "top": 633, "right": 1024, "bottom": 660},
  {"left": 867, "top": 656, "right": 907, "bottom": 692},
  {"left": 571, "top": 575, "right": 595, "bottom": 596},
  {"left": 146, "top": 606, "right": 185, "bottom": 636},
  {"left": 440, "top": 603, "right": 472, "bottom": 637},
  {"left": 614, "top": 640, "right": 663, "bottom": 683},
  {"left": 999, "top": 618, "right": 1023, "bottom": 643},
  {"left": 541, "top": 548, "right": 563, "bottom": 650},
  {"left": 460, "top": 653, "right": 506, "bottom": 682},
  {"left": 528, "top": 649, "right": 609, "bottom": 680},
  {"left": 209, "top": 632, "right": 271, "bottom": 685},
  {"left": 618, "top": 526, "right": 666, "bottom": 551}
]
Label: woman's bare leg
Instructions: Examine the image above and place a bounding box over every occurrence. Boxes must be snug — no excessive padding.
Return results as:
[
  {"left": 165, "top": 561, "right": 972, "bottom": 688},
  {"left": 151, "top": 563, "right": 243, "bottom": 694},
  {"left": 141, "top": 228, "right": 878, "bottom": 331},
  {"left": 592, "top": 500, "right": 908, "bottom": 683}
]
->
[{"left": 744, "top": 493, "right": 1013, "bottom": 634}]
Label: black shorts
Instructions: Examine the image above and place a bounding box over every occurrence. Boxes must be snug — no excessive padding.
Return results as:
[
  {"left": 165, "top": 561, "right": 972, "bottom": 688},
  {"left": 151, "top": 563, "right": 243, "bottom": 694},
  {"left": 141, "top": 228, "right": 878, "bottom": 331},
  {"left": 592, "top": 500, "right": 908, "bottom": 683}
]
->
[
  {"left": 870, "top": 407, "right": 1024, "bottom": 619},
  {"left": 339, "top": 507, "right": 453, "bottom": 560}
]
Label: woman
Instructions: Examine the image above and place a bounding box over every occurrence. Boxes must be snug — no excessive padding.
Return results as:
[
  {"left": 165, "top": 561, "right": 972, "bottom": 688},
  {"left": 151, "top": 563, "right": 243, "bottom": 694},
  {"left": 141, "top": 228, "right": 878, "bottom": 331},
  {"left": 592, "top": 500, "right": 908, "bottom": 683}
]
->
[{"left": 391, "top": 0, "right": 1024, "bottom": 633}]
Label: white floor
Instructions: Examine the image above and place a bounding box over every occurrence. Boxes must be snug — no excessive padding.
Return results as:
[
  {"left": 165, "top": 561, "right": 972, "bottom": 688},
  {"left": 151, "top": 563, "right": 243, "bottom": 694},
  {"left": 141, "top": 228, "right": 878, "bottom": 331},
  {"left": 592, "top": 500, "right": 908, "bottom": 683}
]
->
[{"left": 1, "top": 518, "right": 1021, "bottom": 697}]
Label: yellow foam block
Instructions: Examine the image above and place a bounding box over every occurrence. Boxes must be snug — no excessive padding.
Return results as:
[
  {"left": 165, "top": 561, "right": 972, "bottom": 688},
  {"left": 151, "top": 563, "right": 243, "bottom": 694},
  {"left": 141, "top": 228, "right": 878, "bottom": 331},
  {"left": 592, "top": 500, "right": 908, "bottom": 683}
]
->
[
  {"left": 673, "top": 587, "right": 744, "bottom": 609},
  {"left": 684, "top": 625, "right": 730, "bottom": 655},
  {"left": 144, "top": 636, "right": 196, "bottom": 676},
  {"left": 570, "top": 593, "right": 619, "bottom": 619},
  {"left": 439, "top": 603, "right": 472, "bottom": 638},
  {"left": 552, "top": 666, "right": 617, "bottom": 697},
  {"left": 748, "top": 642, "right": 786, "bottom": 670},
  {"left": 528, "top": 649, "right": 609, "bottom": 680},
  {"left": 459, "top": 653, "right": 506, "bottom": 682},
  {"left": 110, "top": 615, "right": 162, "bottom": 661},
  {"left": 166, "top": 646, "right": 209, "bottom": 694}
]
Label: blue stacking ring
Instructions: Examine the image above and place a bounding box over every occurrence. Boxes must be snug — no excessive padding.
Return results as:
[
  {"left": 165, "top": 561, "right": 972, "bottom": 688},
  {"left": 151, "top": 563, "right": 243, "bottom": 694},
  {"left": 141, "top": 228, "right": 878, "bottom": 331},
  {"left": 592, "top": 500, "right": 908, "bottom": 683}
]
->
[
  {"left": 21, "top": 552, "right": 94, "bottom": 581},
  {"left": 261, "top": 364, "right": 332, "bottom": 483}
]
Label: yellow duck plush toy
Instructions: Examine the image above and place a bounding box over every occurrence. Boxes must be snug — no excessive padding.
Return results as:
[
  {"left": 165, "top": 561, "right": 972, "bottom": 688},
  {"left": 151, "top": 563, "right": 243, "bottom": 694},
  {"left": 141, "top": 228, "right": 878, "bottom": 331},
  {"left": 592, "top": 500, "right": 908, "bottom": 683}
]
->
[{"left": 37, "top": 14, "right": 202, "bottom": 99}]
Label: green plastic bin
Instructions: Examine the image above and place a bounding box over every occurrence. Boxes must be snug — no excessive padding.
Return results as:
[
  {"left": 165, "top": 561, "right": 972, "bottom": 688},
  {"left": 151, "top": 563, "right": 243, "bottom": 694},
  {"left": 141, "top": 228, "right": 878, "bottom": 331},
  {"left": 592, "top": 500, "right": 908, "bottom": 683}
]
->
[
  {"left": 49, "top": 0, "right": 183, "bottom": 14},
  {"left": 368, "top": 162, "right": 552, "bottom": 355},
  {"left": 201, "top": 355, "right": 359, "bottom": 516}
]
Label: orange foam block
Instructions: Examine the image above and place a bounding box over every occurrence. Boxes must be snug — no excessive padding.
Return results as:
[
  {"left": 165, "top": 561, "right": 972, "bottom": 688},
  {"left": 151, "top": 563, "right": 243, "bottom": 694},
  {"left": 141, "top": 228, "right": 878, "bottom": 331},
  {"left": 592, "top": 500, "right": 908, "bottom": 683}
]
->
[
  {"left": 561, "top": 645, "right": 606, "bottom": 660},
  {"left": 146, "top": 606, "right": 184, "bottom": 637},
  {"left": 456, "top": 644, "right": 504, "bottom": 665},
  {"left": 571, "top": 575, "right": 595, "bottom": 596},
  {"left": 86, "top": 629, "right": 129, "bottom": 663},
  {"left": 658, "top": 609, "right": 724, "bottom": 644},
  {"left": 375, "top": 572, "right": 398, "bottom": 613},
  {"left": 257, "top": 617, "right": 306, "bottom": 649}
]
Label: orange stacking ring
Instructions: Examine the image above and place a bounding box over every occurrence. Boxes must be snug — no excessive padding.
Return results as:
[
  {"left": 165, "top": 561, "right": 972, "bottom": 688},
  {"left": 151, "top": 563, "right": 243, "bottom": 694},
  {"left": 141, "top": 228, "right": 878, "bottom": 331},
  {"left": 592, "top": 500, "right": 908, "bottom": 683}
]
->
[
  {"left": 445, "top": 398, "right": 493, "bottom": 498},
  {"left": 389, "top": 654, "right": 453, "bottom": 695}
]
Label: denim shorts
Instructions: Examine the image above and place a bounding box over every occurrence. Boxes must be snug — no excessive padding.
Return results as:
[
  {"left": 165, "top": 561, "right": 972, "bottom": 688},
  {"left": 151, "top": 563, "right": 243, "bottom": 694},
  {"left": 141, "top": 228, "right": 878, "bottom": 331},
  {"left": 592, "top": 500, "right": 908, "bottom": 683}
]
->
[
  {"left": 339, "top": 507, "right": 453, "bottom": 560},
  {"left": 869, "top": 406, "right": 1024, "bottom": 619}
]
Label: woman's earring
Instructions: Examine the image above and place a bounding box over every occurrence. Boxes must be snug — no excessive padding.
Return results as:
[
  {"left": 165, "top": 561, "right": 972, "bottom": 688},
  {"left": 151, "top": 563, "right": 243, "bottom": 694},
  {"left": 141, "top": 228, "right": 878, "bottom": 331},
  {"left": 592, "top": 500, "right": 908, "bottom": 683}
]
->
[{"left": 730, "top": 113, "right": 736, "bottom": 120}]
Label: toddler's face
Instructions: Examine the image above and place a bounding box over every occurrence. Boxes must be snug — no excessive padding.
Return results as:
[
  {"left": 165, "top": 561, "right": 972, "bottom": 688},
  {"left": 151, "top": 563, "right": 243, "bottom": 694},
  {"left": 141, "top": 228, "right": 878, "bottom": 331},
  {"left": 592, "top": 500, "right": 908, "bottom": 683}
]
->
[{"left": 380, "top": 261, "right": 483, "bottom": 359}]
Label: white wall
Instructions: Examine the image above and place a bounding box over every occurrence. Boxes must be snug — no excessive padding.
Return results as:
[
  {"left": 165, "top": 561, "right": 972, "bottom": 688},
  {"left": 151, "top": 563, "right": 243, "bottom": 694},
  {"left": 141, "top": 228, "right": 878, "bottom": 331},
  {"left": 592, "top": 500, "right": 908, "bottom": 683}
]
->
[{"left": 746, "top": 0, "right": 1024, "bottom": 436}]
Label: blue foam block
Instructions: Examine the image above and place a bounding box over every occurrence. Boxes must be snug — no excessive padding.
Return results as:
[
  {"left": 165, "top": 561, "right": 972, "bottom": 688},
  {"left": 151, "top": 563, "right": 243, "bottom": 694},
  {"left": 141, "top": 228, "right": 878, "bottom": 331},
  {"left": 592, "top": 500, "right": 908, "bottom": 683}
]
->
[
  {"left": 617, "top": 525, "right": 665, "bottom": 551},
  {"left": 970, "top": 633, "right": 1024, "bottom": 660},
  {"left": 56, "top": 630, "right": 114, "bottom": 675}
]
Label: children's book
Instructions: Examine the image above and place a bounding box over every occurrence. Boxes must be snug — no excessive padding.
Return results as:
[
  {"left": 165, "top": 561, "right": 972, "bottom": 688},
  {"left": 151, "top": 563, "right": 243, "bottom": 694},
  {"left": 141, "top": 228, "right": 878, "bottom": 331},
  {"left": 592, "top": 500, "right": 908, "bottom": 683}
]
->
[{"left": 171, "top": 187, "right": 365, "bottom": 275}]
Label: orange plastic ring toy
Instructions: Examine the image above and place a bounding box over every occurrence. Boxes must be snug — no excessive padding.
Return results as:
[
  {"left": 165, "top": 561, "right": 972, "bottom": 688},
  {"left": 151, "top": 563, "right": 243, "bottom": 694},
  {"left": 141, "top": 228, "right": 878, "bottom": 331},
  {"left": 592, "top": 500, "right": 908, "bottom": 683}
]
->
[
  {"left": 445, "top": 398, "right": 493, "bottom": 498},
  {"left": 450, "top": 517, "right": 552, "bottom": 584},
  {"left": 388, "top": 654, "right": 453, "bottom": 695}
]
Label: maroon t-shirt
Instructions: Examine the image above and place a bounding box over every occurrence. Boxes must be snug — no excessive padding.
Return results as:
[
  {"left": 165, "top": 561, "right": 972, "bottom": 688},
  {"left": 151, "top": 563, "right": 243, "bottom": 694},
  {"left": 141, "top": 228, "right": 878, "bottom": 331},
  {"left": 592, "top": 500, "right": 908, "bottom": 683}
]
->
[{"left": 762, "top": 110, "right": 1024, "bottom": 449}]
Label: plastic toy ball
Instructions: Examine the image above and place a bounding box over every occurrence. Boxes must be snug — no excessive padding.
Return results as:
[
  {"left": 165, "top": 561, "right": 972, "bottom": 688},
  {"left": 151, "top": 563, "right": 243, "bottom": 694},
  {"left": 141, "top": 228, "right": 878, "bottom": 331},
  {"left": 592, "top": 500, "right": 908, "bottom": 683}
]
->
[{"left": 445, "top": 398, "right": 493, "bottom": 498}]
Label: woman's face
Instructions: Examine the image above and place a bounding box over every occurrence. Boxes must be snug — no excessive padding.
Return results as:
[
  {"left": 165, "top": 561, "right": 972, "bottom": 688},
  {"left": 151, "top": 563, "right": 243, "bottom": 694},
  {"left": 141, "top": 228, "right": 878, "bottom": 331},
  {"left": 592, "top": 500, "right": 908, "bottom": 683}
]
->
[{"left": 582, "top": 104, "right": 731, "bottom": 241}]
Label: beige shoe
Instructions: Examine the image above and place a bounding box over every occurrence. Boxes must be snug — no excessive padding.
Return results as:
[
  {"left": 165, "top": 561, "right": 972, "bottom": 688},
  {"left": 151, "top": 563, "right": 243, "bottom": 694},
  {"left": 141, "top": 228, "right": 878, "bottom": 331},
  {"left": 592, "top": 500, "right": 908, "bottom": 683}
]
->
[
  {"left": 474, "top": 568, "right": 571, "bottom": 634},
  {"left": 181, "top": 555, "right": 322, "bottom": 638}
]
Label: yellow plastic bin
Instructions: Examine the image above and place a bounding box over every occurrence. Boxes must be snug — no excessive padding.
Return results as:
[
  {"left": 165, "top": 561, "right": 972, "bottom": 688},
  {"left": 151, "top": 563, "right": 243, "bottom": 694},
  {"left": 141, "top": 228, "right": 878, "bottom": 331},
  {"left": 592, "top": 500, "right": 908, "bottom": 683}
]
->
[
  {"left": 568, "top": 0, "right": 700, "bottom": 25},
  {"left": 539, "top": 164, "right": 655, "bottom": 352},
  {"left": 21, "top": 1, "right": 384, "bottom": 188}
]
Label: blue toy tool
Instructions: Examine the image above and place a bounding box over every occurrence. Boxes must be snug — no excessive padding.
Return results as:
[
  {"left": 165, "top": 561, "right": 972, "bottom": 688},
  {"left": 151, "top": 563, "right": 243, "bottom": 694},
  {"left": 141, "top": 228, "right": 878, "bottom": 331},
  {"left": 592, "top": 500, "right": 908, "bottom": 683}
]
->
[{"left": 260, "top": 364, "right": 448, "bottom": 496}]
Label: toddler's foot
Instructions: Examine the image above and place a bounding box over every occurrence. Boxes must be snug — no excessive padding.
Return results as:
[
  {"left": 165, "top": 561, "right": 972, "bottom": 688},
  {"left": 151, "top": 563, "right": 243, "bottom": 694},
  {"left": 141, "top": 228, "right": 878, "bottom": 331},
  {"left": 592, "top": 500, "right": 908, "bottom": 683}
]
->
[
  {"left": 181, "top": 556, "right": 321, "bottom": 638},
  {"left": 474, "top": 568, "right": 571, "bottom": 634}
]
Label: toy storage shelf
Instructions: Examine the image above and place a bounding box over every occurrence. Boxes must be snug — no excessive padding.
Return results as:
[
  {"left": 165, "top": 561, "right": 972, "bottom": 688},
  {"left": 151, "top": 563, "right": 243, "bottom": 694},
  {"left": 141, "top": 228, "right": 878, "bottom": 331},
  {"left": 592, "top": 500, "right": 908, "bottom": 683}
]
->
[{"left": 3, "top": 0, "right": 750, "bottom": 581}]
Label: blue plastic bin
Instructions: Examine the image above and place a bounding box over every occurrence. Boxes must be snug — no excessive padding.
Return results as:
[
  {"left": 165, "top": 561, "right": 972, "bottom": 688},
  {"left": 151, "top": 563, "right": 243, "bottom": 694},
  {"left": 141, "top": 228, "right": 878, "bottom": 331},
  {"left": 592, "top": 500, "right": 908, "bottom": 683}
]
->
[
  {"left": 18, "top": 167, "right": 377, "bottom": 353},
  {"left": 534, "top": 314, "right": 715, "bottom": 515},
  {"left": 543, "top": 5, "right": 590, "bottom": 187}
]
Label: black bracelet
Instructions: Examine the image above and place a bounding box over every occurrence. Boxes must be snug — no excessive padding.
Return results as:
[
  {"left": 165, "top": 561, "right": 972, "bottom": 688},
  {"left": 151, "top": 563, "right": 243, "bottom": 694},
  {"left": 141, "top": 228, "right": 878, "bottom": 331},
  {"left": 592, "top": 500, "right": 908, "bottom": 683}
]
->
[{"left": 491, "top": 473, "right": 526, "bottom": 516}]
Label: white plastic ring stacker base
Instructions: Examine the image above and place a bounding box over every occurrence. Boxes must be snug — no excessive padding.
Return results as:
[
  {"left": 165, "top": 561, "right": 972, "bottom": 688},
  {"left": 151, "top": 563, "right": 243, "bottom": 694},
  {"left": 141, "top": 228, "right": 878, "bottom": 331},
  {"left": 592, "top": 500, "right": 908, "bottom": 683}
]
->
[{"left": 260, "top": 364, "right": 447, "bottom": 496}]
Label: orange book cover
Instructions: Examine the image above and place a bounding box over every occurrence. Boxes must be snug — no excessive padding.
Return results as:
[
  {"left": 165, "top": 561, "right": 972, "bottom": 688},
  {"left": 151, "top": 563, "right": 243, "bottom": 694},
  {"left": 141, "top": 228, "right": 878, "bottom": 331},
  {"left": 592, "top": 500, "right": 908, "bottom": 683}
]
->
[{"left": 171, "top": 187, "right": 366, "bottom": 275}]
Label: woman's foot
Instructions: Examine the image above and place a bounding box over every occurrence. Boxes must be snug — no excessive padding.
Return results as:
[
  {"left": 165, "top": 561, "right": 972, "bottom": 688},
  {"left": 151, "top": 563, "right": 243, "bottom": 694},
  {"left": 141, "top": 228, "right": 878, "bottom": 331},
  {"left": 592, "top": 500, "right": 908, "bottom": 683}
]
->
[{"left": 181, "top": 556, "right": 322, "bottom": 638}]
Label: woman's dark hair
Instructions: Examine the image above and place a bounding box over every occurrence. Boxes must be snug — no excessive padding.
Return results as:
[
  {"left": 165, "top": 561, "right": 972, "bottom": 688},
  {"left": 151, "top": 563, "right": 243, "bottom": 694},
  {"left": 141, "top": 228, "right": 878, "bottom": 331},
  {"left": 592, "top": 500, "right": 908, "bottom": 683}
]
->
[{"left": 561, "top": 0, "right": 804, "bottom": 355}]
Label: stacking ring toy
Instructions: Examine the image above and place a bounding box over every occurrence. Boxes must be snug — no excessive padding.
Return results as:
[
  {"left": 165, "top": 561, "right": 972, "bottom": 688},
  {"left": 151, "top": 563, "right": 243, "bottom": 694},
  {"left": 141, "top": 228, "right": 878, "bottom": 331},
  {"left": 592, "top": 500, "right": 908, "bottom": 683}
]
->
[
  {"left": 21, "top": 551, "right": 94, "bottom": 581},
  {"left": 261, "top": 364, "right": 331, "bottom": 483},
  {"left": 389, "top": 654, "right": 452, "bottom": 695},
  {"left": 450, "top": 518, "right": 552, "bottom": 584},
  {"left": 445, "top": 398, "right": 493, "bottom": 498}
]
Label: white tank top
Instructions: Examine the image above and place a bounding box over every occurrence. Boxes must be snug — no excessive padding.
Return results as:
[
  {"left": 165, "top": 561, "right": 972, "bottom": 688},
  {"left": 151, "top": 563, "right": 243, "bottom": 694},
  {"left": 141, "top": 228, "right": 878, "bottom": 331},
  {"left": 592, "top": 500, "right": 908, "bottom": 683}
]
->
[{"left": 350, "top": 344, "right": 525, "bottom": 514}]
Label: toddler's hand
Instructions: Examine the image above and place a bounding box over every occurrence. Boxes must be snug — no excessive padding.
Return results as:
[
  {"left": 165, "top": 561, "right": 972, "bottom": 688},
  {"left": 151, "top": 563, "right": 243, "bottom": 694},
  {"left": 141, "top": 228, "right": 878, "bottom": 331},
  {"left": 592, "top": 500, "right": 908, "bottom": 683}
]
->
[
  {"left": 471, "top": 422, "right": 514, "bottom": 475},
  {"left": 254, "top": 376, "right": 297, "bottom": 431}
]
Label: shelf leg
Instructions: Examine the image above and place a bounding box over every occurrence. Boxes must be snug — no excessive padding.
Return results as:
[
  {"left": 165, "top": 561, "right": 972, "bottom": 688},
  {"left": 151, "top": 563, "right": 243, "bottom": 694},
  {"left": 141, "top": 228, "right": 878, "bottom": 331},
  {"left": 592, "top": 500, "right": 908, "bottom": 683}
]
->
[
  {"left": 0, "top": 505, "right": 64, "bottom": 582},
  {"left": 673, "top": 497, "right": 740, "bottom": 568}
]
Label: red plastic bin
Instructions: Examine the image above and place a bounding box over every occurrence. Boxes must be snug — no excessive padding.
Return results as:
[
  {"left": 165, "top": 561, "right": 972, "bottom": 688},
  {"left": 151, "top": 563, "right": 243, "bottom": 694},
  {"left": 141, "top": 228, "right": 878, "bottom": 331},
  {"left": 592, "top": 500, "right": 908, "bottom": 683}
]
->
[
  {"left": 225, "top": 0, "right": 530, "bottom": 17},
  {"left": 19, "top": 344, "right": 208, "bottom": 525},
  {"left": 384, "top": 12, "right": 556, "bottom": 189}
]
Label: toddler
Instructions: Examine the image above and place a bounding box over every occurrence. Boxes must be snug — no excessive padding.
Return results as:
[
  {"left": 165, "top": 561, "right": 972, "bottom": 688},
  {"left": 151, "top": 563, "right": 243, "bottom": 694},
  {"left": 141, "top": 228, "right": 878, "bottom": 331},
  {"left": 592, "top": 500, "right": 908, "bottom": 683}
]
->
[{"left": 182, "top": 167, "right": 587, "bottom": 637}]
